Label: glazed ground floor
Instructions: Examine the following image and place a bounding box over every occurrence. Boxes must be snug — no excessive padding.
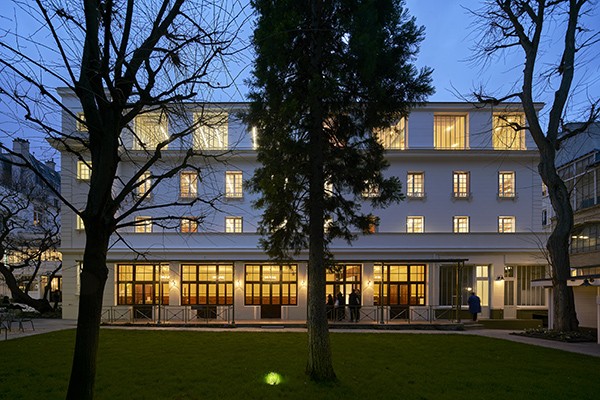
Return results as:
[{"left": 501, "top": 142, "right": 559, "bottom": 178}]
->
[{"left": 60, "top": 252, "right": 549, "bottom": 322}]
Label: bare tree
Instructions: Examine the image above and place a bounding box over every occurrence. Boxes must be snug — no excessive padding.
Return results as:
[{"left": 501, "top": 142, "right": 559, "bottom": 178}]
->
[
  {"left": 0, "top": 1, "right": 243, "bottom": 398},
  {"left": 0, "top": 173, "right": 61, "bottom": 313},
  {"left": 470, "top": 0, "right": 599, "bottom": 331}
]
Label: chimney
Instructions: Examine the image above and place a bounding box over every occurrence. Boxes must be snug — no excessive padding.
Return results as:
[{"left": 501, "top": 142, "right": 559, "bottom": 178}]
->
[
  {"left": 12, "top": 138, "right": 30, "bottom": 155},
  {"left": 45, "top": 159, "right": 56, "bottom": 171}
]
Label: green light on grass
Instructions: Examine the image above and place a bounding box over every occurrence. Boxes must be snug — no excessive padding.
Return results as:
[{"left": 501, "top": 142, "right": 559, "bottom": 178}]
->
[{"left": 264, "top": 372, "right": 282, "bottom": 386}]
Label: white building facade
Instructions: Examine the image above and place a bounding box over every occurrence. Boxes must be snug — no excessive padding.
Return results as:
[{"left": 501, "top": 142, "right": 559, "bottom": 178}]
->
[{"left": 56, "top": 90, "right": 548, "bottom": 323}]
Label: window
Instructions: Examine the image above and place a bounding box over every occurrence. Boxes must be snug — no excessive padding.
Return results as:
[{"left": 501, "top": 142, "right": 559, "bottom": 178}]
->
[
  {"left": 498, "top": 171, "right": 515, "bottom": 198},
  {"left": 134, "top": 112, "right": 169, "bottom": 150},
  {"left": 493, "top": 114, "right": 526, "bottom": 150},
  {"left": 245, "top": 264, "right": 298, "bottom": 305},
  {"left": 251, "top": 126, "right": 259, "bottom": 150},
  {"left": 180, "top": 171, "right": 198, "bottom": 198},
  {"left": 33, "top": 207, "right": 43, "bottom": 226},
  {"left": 326, "top": 265, "right": 361, "bottom": 307},
  {"left": 498, "top": 216, "right": 515, "bottom": 233},
  {"left": 364, "top": 215, "right": 379, "bottom": 234},
  {"left": 453, "top": 171, "right": 470, "bottom": 198},
  {"left": 375, "top": 118, "right": 407, "bottom": 149},
  {"left": 374, "top": 264, "right": 426, "bottom": 307},
  {"left": 406, "top": 216, "right": 424, "bottom": 233},
  {"left": 77, "top": 161, "right": 92, "bottom": 181},
  {"left": 504, "top": 265, "right": 547, "bottom": 306},
  {"left": 135, "top": 216, "right": 152, "bottom": 233},
  {"left": 542, "top": 209, "right": 548, "bottom": 226},
  {"left": 434, "top": 115, "right": 467, "bottom": 149},
  {"left": 117, "top": 264, "right": 169, "bottom": 305},
  {"left": 76, "top": 215, "right": 85, "bottom": 230},
  {"left": 453, "top": 216, "right": 469, "bottom": 233},
  {"left": 407, "top": 172, "right": 424, "bottom": 198},
  {"left": 76, "top": 112, "right": 87, "bottom": 132},
  {"left": 571, "top": 223, "right": 600, "bottom": 254},
  {"left": 181, "top": 264, "right": 234, "bottom": 305},
  {"left": 194, "top": 112, "right": 228, "bottom": 150},
  {"left": 137, "top": 172, "right": 152, "bottom": 198},
  {"left": 181, "top": 217, "right": 198, "bottom": 233},
  {"left": 439, "top": 265, "right": 489, "bottom": 307},
  {"left": 362, "top": 182, "right": 379, "bottom": 198},
  {"left": 225, "top": 171, "right": 243, "bottom": 198},
  {"left": 225, "top": 217, "right": 243, "bottom": 233}
]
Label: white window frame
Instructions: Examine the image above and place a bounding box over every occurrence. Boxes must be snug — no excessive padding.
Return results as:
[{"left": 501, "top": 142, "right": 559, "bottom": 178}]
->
[
  {"left": 225, "top": 216, "right": 243, "bottom": 233},
  {"left": 225, "top": 171, "right": 243, "bottom": 199},
  {"left": 407, "top": 172, "right": 425, "bottom": 198},
  {"left": 135, "top": 216, "right": 152, "bottom": 233},
  {"left": 194, "top": 112, "right": 228, "bottom": 150},
  {"left": 375, "top": 117, "right": 407, "bottom": 150},
  {"left": 180, "top": 171, "right": 198, "bottom": 198},
  {"left": 137, "top": 171, "right": 152, "bottom": 198},
  {"left": 77, "top": 161, "right": 92, "bottom": 181},
  {"left": 434, "top": 114, "right": 468, "bottom": 149},
  {"left": 498, "top": 171, "right": 516, "bottom": 198},
  {"left": 76, "top": 112, "right": 87, "bottom": 132},
  {"left": 452, "top": 171, "right": 470, "bottom": 198},
  {"left": 76, "top": 214, "right": 85, "bottom": 231},
  {"left": 362, "top": 182, "right": 380, "bottom": 198},
  {"left": 406, "top": 216, "right": 424, "bottom": 233},
  {"left": 498, "top": 216, "right": 515, "bottom": 233},
  {"left": 133, "top": 112, "right": 169, "bottom": 150},
  {"left": 181, "top": 217, "right": 198, "bottom": 233},
  {"left": 453, "top": 216, "right": 469, "bottom": 233},
  {"left": 493, "top": 114, "right": 526, "bottom": 150}
]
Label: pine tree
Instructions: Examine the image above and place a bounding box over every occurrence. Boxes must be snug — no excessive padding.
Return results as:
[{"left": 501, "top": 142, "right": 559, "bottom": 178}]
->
[{"left": 247, "top": 0, "right": 433, "bottom": 381}]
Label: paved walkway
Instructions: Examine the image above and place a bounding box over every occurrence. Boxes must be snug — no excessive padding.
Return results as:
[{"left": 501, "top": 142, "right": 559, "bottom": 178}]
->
[{"left": 2, "top": 318, "right": 599, "bottom": 358}]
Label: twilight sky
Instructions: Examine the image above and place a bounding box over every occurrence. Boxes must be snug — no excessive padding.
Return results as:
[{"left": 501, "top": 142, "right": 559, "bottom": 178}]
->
[{"left": 0, "top": 0, "right": 598, "bottom": 165}]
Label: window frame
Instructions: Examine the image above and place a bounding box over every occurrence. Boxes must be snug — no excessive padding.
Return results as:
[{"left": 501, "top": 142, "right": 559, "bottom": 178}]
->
[
  {"left": 453, "top": 216, "right": 470, "bottom": 233},
  {"left": 406, "top": 171, "right": 425, "bottom": 198},
  {"left": 498, "top": 171, "right": 516, "bottom": 198},
  {"left": 225, "top": 171, "right": 243, "bottom": 199},
  {"left": 180, "top": 171, "right": 198, "bottom": 199},
  {"left": 133, "top": 112, "right": 169, "bottom": 151},
  {"left": 375, "top": 117, "right": 407, "bottom": 150},
  {"left": 244, "top": 264, "right": 298, "bottom": 306},
  {"left": 434, "top": 114, "right": 468, "bottom": 150},
  {"left": 181, "top": 264, "right": 234, "bottom": 306},
  {"left": 493, "top": 113, "right": 526, "bottom": 150},
  {"left": 194, "top": 112, "right": 228, "bottom": 150},
  {"left": 181, "top": 217, "right": 199, "bottom": 233},
  {"left": 406, "top": 216, "right": 424, "bottom": 233},
  {"left": 452, "top": 171, "right": 470, "bottom": 198},
  {"left": 135, "top": 216, "right": 152, "bottom": 233},
  {"left": 225, "top": 216, "right": 243, "bottom": 233},
  {"left": 77, "top": 161, "right": 92, "bottom": 181},
  {"left": 498, "top": 216, "right": 515, "bottom": 233}
]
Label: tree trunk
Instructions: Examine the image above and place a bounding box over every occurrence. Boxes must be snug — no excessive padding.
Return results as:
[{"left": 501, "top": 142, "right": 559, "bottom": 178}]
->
[
  {"left": 304, "top": 0, "right": 336, "bottom": 383},
  {"left": 66, "top": 227, "right": 110, "bottom": 400},
  {"left": 539, "top": 153, "right": 579, "bottom": 332},
  {"left": 0, "top": 263, "right": 54, "bottom": 313}
]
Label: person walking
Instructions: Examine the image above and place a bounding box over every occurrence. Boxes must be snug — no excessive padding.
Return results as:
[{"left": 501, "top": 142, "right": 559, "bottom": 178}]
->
[{"left": 467, "top": 292, "right": 481, "bottom": 321}]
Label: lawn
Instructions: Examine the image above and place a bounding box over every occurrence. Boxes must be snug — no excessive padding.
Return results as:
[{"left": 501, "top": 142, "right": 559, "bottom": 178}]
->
[{"left": 0, "top": 329, "right": 598, "bottom": 399}]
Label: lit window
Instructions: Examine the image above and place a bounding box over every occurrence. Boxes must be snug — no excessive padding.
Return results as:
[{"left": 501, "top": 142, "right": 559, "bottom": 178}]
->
[
  {"left": 498, "top": 216, "right": 515, "bottom": 233},
  {"left": 493, "top": 114, "right": 526, "bottom": 150},
  {"left": 453, "top": 171, "right": 470, "bottom": 198},
  {"left": 363, "top": 215, "right": 379, "bottom": 234},
  {"left": 135, "top": 216, "right": 152, "bottom": 233},
  {"left": 453, "top": 216, "right": 469, "bottom": 233},
  {"left": 542, "top": 182, "right": 548, "bottom": 196},
  {"left": 407, "top": 172, "right": 424, "bottom": 198},
  {"left": 137, "top": 172, "right": 152, "bottom": 198},
  {"left": 406, "top": 216, "right": 424, "bottom": 233},
  {"left": 225, "top": 217, "right": 243, "bottom": 233},
  {"left": 33, "top": 207, "right": 43, "bottom": 226},
  {"left": 134, "top": 112, "right": 169, "bottom": 150},
  {"left": 76, "top": 215, "right": 85, "bottom": 230},
  {"left": 181, "top": 217, "right": 198, "bottom": 233},
  {"left": 324, "top": 181, "right": 334, "bottom": 197},
  {"left": 194, "top": 112, "right": 228, "bottom": 150},
  {"left": 434, "top": 115, "right": 467, "bottom": 149},
  {"left": 225, "top": 171, "right": 243, "bottom": 198},
  {"left": 362, "top": 182, "right": 380, "bottom": 198},
  {"left": 251, "top": 126, "right": 259, "bottom": 150},
  {"left": 77, "top": 161, "right": 92, "bottom": 181},
  {"left": 498, "top": 171, "right": 515, "bottom": 198},
  {"left": 375, "top": 118, "right": 407, "bottom": 149},
  {"left": 76, "top": 112, "right": 87, "bottom": 132},
  {"left": 476, "top": 266, "right": 489, "bottom": 307},
  {"left": 180, "top": 171, "right": 198, "bottom": 198}
]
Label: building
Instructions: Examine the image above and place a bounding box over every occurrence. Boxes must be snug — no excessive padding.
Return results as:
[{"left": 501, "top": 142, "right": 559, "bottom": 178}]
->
[
  {"left": 540, "top": 122, "right": 600, "bottom": 339},
  {"left": 55, "top": 88, "right": 548, "bottom": 324},
  {"left": 0, "top": 138, "right": 62, "bottom": 302}
]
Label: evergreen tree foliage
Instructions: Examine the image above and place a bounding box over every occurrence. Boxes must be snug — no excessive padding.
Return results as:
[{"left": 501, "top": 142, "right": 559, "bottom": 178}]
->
[{"left": 247, "top": 0, "right": 433, "bottom": 381}]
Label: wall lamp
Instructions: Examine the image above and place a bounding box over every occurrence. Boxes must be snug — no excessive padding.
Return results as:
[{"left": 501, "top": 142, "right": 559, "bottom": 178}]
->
[
  {"left": 496, "top": 276, "right": 504, "bottom": 281},
  {"left": 580, "top": 278, "right": 595, "bottom": 287}
]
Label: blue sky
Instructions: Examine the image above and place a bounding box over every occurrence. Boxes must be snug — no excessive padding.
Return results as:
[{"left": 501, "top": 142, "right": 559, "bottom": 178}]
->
[{"left": 0, "top": 0, "right": 598, "bottom": 165}]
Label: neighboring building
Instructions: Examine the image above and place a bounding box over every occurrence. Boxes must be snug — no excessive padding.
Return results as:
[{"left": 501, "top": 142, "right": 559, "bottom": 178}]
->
[
  {"left": 540, "top": 122, "right": 600, "bottom": 339},
  {"left": 0, "top": 138, "right": 62, "bottom": 302},
  {"left": 55, "top": 88, "right": 548, "bottom": 324}
]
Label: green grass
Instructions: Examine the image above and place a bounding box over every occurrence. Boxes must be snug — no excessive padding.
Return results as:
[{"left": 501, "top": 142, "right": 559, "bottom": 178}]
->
[{"left": 1, "top": 329, "right": 598, "bottom": 399}]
